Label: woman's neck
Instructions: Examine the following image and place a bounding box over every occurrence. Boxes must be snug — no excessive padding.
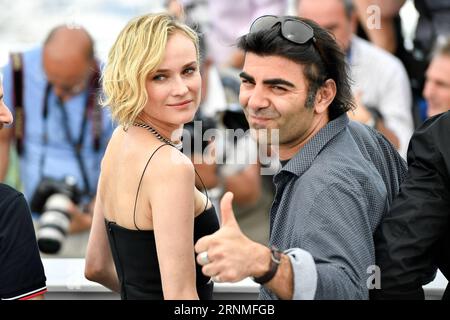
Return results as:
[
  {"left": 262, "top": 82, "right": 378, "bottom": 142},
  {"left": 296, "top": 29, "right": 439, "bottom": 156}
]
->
[{"left": 136, "top": 112, "right": 183, "bottom": 144}]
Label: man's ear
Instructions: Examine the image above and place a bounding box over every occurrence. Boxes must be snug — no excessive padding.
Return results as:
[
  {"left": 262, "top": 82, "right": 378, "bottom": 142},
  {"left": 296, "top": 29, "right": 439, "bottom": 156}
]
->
[{"left": 315, "top": 79, "right": 337, "bottom": 114}]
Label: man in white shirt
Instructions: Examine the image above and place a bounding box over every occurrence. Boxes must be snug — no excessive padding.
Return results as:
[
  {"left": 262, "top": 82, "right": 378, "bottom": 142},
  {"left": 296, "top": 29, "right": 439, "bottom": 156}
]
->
[{"left": 297, "top": 0, "right": 414, "bottom": 158}]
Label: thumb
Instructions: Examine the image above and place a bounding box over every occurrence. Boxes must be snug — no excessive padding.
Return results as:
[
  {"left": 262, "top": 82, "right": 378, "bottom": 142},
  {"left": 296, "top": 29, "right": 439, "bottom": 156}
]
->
[{"left": 220, "top": 191, "right": 237, "bottom": 227}]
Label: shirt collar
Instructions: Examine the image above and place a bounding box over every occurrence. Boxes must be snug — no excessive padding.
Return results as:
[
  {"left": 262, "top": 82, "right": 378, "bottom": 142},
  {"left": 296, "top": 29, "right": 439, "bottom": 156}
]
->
[{"left": 278, "top": 113, "right": 349, "bottom": 179}]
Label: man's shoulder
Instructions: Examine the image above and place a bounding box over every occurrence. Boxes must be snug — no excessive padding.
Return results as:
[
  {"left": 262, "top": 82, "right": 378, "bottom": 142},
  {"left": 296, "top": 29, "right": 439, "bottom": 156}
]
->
[
  {"left": 9, "top": 47, "right": 45, "bottom": 83},
  {"left": 0, "top": 183, "right": 27, "bottom": 219},
  {"left": 303, "top": 140, "right": 368, "bottom": 186},
  {"left": 0, "top": 183, "right": 22, "bottom": 199},
  {"left": 414, "top": 112, "right": 450, "bottom": 154},
  {"left": 313, "top": 122, "right": 400, "bottom": 180},
  {"left": 420, "top": 111, "right": 450, "bottom": 132},
  {"left": 12, "top": 46, "right": 43, "bottom": 66}
]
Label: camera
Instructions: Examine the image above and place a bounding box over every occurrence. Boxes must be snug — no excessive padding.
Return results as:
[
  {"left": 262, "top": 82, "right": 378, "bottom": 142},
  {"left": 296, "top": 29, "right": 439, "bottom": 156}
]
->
[{"left": 30, "top": 176, "right": 81, "bottom": 254}]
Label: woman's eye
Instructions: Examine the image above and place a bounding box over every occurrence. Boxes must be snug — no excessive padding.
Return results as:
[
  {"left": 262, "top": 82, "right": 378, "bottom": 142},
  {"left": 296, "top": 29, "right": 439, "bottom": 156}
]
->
[
  {"left": 183, "top": 67, "right": 196, "bottom": 75},
  {"left": 153, "top": 74, "right": 166, "bottom": 81}
]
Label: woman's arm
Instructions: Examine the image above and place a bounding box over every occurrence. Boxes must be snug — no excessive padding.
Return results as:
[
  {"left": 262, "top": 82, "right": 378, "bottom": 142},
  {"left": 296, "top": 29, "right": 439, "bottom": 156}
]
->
[
  {"left": 148, "top": 148, "right": 199, "bottom": 299},
  {"left": 84, "top": 176, "right": 120, "bottom": 292}
]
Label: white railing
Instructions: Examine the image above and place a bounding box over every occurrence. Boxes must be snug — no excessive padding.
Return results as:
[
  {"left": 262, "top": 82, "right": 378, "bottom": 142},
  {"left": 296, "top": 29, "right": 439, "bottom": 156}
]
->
[{"left": 42, "top": 258, "right": 447, "bottom": 300}]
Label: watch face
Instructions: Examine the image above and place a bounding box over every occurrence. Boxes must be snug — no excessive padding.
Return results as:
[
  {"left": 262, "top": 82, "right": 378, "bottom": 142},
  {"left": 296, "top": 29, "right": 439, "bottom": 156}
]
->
[
  {"left": 271, "top": 246, "right": 282, "bottom": 264},
  {"left": 252, "top": 246, "right": 282, "bottom": 284}
]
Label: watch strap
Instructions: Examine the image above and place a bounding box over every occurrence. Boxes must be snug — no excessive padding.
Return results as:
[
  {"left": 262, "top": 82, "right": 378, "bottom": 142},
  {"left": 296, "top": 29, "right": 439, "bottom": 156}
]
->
[{"left": 252, "top": 246, "right": 282, "bottom": 285}]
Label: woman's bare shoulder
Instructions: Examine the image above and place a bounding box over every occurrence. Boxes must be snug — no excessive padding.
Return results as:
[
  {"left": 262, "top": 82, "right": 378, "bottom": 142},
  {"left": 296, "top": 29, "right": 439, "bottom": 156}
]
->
[{"left": 146, "top": 146, "right": 195, "bottom": 179}]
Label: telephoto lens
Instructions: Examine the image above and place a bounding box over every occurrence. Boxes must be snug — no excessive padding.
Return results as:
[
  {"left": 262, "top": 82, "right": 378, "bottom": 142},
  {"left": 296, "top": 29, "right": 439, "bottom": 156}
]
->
[{"left": 37, "top": 194, "right": 73, "bottom": 254}]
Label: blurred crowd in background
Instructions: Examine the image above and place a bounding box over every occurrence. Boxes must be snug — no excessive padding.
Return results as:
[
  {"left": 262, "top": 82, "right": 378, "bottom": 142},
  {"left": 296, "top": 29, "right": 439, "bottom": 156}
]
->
[{"left": 0, "top": 0, "right": 449, "bottom": 260}]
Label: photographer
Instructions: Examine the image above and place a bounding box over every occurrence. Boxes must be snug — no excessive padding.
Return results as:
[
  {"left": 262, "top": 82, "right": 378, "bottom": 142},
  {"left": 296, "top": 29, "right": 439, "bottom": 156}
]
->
[
  {"left": 0, "top": 79, "right": 46, "bottom": 300},
  {"left": 0, "top": 25, "right": 114, "bottom": 257}
]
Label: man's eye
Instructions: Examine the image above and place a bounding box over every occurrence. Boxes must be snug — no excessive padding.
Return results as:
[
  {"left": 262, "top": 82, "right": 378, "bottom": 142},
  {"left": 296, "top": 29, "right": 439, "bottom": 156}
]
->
[{"left": 272, "top": 86, "right": 287, "bottom": 92}]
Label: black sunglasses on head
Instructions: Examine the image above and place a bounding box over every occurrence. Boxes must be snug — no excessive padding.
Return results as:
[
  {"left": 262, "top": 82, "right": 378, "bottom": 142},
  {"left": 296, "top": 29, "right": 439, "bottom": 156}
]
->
[
  {"left": 249, "top": 15, "right": 327, "bottom": 69},
  {"left": 249, "top": 15, "right": 316, "bottom": 45}
]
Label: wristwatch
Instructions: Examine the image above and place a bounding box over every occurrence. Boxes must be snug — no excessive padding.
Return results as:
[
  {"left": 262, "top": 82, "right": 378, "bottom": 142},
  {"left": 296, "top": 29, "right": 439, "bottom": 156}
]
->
[{"left": 251, "top": 246, "right": 282, "bottom": 285}]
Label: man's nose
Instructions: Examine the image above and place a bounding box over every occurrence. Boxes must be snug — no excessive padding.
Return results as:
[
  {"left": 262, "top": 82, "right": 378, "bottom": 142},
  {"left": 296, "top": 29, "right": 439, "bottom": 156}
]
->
[{"left": 246, "top": 85, "right": 269, "bottom": 111}]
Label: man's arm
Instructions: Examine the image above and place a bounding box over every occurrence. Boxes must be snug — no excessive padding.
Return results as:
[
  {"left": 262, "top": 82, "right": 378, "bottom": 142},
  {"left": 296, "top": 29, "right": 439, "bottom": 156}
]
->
[
  {"left": 196, "top": 181, "right": 376, "bottom": 299},
  {"left": 68, "top": 197, "right": 94, "bottom": 234},
  {"left": 372, "top": 114, "right": 450, "bottom": 299}
]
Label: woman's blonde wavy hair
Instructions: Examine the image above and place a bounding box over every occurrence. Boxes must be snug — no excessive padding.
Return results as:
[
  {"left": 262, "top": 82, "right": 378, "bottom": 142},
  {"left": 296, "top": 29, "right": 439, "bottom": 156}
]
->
[{"left": 102, "top": 13, "right": 199, "bottom": 127}]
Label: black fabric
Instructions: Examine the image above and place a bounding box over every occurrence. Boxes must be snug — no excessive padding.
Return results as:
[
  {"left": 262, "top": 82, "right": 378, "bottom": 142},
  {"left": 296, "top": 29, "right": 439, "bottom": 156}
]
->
[
  {"left": 0, "top": 183, "right": 46, "bottom": 299},
  {"left": 372, "top": 111, "right": 450, "bottom": 300},
  {"left": 105, "top": 206, "right": 219, "bottom": 300},
  {"left": 414, "top": 0, "right": 450, "bottom": 57},
  {"left": 279, "top": 160, "right": 289, "bottom": 167}
]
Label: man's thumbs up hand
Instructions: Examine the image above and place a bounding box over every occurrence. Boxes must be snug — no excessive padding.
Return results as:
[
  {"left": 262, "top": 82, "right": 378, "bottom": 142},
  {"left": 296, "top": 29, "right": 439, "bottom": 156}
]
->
[
  {"left": 194, "top": 192, "right": 260, "bottom": 283},
  {"left": 220, "top": 192, "right": 237, "bottom": 227}
]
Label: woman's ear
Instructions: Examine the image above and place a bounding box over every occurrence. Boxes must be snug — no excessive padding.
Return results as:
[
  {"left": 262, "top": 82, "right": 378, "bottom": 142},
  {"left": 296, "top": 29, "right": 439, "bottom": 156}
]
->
[{"left": 315, "top": 79, "right": 337, "bottom": 114}]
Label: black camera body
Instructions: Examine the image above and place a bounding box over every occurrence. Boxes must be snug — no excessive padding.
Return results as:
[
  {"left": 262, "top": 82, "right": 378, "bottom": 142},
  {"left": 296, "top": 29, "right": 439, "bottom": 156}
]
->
[
  {"left": 183, "top": 112, "right": 217, "bottom": 152},
  {"left": 30, "top": 176, "right": 81, "bottom": 254},
  {"left": 31, "top": 176, "right": 81, "bottom": 214}
]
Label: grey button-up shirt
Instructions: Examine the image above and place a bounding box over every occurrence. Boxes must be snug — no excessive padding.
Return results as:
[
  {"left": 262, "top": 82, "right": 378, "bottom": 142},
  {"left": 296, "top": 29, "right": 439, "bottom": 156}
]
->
[{"left": 260, "top": 114, "right": 407, "bottom": 300}]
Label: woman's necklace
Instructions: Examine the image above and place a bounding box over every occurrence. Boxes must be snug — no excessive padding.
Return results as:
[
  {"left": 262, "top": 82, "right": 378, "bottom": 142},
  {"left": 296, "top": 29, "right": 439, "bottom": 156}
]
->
[{"left": 133, "top": 122, "right": 183, "bottom": 150}]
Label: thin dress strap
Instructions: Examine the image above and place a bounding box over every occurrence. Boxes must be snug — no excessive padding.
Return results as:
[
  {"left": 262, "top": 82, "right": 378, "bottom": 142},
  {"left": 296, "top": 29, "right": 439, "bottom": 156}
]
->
[
  {"left": 194, "top": 168, "right": 209, "bottom": 213},
  {"left": 133, "top": 144, "right": 211, "bottom": 230},
  {"left": 133, "top": 143, "right": 171, "bottom": 230}
]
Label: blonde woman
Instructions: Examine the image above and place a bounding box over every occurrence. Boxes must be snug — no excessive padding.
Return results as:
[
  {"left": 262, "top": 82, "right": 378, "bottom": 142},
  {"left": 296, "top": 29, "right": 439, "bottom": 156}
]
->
[{"left": 85, "top": 13, "right": 219, "bottom": 300}]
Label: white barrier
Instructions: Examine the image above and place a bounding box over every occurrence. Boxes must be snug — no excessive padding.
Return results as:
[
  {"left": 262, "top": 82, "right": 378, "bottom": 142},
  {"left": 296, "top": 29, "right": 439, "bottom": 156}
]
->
[{"left": 42, "top": 258, "right": 447, "bottom": 300}]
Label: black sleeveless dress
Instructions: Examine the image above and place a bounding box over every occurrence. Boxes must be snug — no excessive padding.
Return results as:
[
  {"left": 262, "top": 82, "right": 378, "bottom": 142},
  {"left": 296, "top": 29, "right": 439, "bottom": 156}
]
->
[
  {"left": 105, "top": 206, "right": 219, "bottom": 300},
  {"left": 105, "top": 143, "right": 220, "bottom": 300}
]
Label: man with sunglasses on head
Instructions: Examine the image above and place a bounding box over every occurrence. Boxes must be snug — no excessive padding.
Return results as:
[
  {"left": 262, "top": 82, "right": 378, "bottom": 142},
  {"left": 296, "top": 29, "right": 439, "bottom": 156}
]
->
[
  {"left": 0, "top": 25, "right": 114, "bottom": 257},
  {"left": 194, "top": 15, "right": 406, "bottom": 300}
]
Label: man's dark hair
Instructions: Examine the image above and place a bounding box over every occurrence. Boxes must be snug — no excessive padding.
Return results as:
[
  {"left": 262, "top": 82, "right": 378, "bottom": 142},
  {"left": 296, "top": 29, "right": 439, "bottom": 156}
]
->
[{"left": 237, "top": 16, "right": 355, "bottom": 120}]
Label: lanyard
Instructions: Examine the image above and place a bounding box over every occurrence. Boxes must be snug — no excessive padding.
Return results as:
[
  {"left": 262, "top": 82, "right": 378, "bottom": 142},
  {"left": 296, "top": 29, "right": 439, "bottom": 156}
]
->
[{"left": 39, "top": 83, "right": 92, "bottom": 196}]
